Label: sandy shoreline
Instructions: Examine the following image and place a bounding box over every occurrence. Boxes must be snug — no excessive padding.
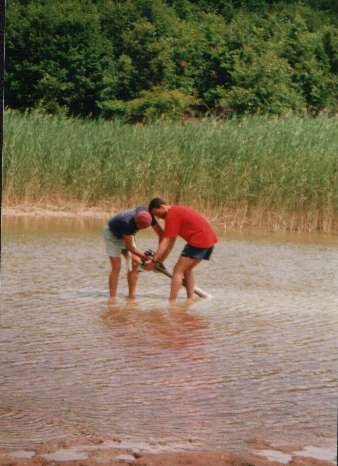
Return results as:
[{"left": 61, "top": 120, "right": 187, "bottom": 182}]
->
[
  {"left": 0, "top": 436, "right": 336, "bottom": 466},
  {"left": 2, "top": 203, "right": 338, "bottom": 234},
  {"left": 2, "top": 204, "right": 114, "bottom": 220}
]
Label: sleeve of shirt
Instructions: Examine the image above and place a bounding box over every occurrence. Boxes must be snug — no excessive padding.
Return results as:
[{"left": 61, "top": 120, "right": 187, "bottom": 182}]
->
[{"left": 163, "top": 211, "right": 180, "bottom": 238}]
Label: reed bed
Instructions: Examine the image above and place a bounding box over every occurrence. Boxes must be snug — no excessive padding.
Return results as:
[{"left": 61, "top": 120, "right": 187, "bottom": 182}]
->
[{"left": 3, "top": 110, "right": 338, "bottom": 232}]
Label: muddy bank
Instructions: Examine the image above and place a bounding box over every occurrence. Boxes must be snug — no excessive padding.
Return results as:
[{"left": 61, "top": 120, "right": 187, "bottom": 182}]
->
[
  {"left": 2, "top": 204, "right": 113, "bottom": 220},
  {"left": 0, "top": 437, "right": 336, "bottom": 466},
  {"left": 2, "top": 203, "right": 338, "bottom": 233}
]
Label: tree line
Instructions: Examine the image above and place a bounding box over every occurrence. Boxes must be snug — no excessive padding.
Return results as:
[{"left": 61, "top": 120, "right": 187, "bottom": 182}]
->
[{"left": 5, "top": 0, "right": 338, "bottom": 121}]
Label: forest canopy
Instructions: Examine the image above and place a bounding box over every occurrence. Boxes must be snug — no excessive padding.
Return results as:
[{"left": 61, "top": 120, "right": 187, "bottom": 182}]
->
[{"left": 5, "top": 0, "right": 338, "bottom": 120}]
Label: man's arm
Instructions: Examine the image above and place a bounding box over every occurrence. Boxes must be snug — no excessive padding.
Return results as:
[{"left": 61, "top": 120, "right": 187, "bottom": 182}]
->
[
  {"left": 153, "top": 237, "right": 176, "bottom": 263},
  {"left": 152, "top": 222, "right": 164, "bottom": 242},
  {"left": 122, "top": 235, "right": 147, "bottom": 260}
]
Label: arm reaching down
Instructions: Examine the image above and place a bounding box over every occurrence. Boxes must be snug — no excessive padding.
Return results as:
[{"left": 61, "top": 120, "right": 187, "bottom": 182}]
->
[
  {"left": 122, "top": 235, "right": 147, "bottom": 261},
  {"left": 152, "top": 222, "right": 164, "bottom": 242},
  {"left": 153, "top": 237, "right": 176, "bottom": 263}
]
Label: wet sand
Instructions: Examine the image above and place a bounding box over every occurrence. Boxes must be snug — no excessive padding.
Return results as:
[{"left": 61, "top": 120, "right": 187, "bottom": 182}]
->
[{"left": 0, "top": 436, "right": 336, "bottom": 466}]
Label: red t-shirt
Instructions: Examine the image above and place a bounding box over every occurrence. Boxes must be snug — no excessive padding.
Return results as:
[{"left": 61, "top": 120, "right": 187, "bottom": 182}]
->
[{"left": 163, "top": 205, "right": 217, "bottom": 248}]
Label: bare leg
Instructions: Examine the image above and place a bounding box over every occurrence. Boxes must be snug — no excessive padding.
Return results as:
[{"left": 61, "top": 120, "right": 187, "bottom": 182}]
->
[
  {"left": 183, "top": 261, "right": 200, "bottom": 299},
  {"left": 109, "top": 256, "right": 121, "bottom": 298},
  {"left": 170, "top": 256, "right": 200, "bottom": 301},
  {"left": 127, "top": 254, "right": 140, "bottom": 299}
]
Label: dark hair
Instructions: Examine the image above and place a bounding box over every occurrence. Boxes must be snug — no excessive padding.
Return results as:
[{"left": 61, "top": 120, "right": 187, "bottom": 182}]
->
[{"left": 148, "top": 197, "right": 167, "bottom": 212}]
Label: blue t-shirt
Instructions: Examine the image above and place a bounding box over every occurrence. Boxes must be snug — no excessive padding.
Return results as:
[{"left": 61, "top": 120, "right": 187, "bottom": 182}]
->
[{"left": 108, "top": 207, "right": 157, "bottom": 238}]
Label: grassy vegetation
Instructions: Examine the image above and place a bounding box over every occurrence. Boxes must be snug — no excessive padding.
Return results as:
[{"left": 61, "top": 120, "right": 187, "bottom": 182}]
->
[{"left": 3, "top": 109, "right": 338, "bottom": 232}]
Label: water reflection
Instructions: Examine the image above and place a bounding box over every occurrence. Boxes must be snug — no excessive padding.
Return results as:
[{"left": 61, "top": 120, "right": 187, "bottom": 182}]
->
[{"left": 102, "top": 300, "right": 209, "bottom": 351}]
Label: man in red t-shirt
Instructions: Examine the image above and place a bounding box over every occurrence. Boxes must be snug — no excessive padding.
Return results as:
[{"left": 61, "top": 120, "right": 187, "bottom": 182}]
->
[{"left": 146, "top": 198, "right": 217, "bottom": 301}]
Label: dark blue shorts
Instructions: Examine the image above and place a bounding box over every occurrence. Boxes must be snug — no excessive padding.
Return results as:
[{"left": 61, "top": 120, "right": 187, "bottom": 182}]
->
[{"left": 181, "top": 244, "right": 214, "bottom": 261}]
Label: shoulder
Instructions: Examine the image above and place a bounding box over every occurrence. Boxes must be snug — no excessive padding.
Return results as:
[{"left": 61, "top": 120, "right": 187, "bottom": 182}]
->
[
  {"left": 166, "top": 205, "right": 183, "bottom": 223},
  {"left": 118, "top": 208, "right": 137, "bottom": 222},
  {"left": 169, "top": 205, "right": 191, "bottom": 216},
  {"left": 169, "top": 205, "right": 183, "bottom": 214}
]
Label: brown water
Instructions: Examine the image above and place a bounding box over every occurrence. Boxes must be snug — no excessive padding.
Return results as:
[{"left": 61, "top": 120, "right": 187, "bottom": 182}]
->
[{"left": 1, "top": 217, "right": 338, "bottom": 452}]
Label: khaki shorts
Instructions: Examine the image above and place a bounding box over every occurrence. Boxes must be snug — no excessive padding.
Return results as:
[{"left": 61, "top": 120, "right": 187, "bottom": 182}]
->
[{"left": 103, "top": 227, "right": 126, "bottom": 257}]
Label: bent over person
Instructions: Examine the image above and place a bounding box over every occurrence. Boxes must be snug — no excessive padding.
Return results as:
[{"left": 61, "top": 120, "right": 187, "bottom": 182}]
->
[
  {"left": 147, "top": 198, "right": 217, "bottom": 301},
  {"left": 103, "top": 207, "right": 162, "bottom": 299}
]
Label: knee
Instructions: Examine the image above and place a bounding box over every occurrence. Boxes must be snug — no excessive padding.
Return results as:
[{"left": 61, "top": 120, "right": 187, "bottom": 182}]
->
[
  {"left": 173, "top": 264, "right": 184, "bottom": 278},
  {"left": 110, "top": 263, "right": 121, "bottom": 274},
  {"left": 131, "top": 259, "right": 140, "bottom": 272}
]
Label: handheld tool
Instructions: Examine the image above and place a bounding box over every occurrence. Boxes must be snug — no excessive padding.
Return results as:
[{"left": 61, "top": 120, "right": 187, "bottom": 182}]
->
[{"left": 143, "top": 249, "right": 210, "bottom": 298}]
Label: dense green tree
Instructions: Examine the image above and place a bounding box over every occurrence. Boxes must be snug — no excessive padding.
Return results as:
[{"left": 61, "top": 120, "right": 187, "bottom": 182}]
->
[
  {"left": 5, "top": 0, "right": 338, "bottom": 119},
  {"left": 282, "top": 17, "right": 337, "bottom": 112},
  {"left": 6, "top": 0, "right": 115, "bottom": 115}
]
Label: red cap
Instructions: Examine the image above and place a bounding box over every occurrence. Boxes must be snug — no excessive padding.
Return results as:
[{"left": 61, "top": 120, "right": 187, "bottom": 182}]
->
[{"left": 135, "top": 211, "right": 152, "bottom": 228}]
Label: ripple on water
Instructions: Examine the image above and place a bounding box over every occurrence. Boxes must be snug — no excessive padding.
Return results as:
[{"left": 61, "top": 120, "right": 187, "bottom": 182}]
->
[{"left": 1, "top": 219, "right": 338, "bottom": 449}]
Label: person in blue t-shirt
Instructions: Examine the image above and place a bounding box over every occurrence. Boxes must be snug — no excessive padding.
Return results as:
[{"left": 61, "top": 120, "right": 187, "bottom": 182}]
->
[{"left": 103, "top": 207, "right": 163, "bottom": 299}]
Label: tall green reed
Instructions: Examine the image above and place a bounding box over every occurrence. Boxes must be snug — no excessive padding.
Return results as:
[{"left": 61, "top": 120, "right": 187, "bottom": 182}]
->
[{"left": 3, "top": 109, "right": 338, "bottom": 229}]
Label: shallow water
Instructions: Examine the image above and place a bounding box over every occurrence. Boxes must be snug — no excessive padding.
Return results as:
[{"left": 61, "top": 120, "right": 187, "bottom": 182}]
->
[{"left": 1, "top": 217, "right": 338, "bottom": 451}]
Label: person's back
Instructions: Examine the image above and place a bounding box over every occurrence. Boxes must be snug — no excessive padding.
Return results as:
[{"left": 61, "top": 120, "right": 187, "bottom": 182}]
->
[
  {"left": 108, "top": 207, "right": 145, "bottom": 238},
  {"left": 164, "top": 205, "right": 217, "bottom": 248}
]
